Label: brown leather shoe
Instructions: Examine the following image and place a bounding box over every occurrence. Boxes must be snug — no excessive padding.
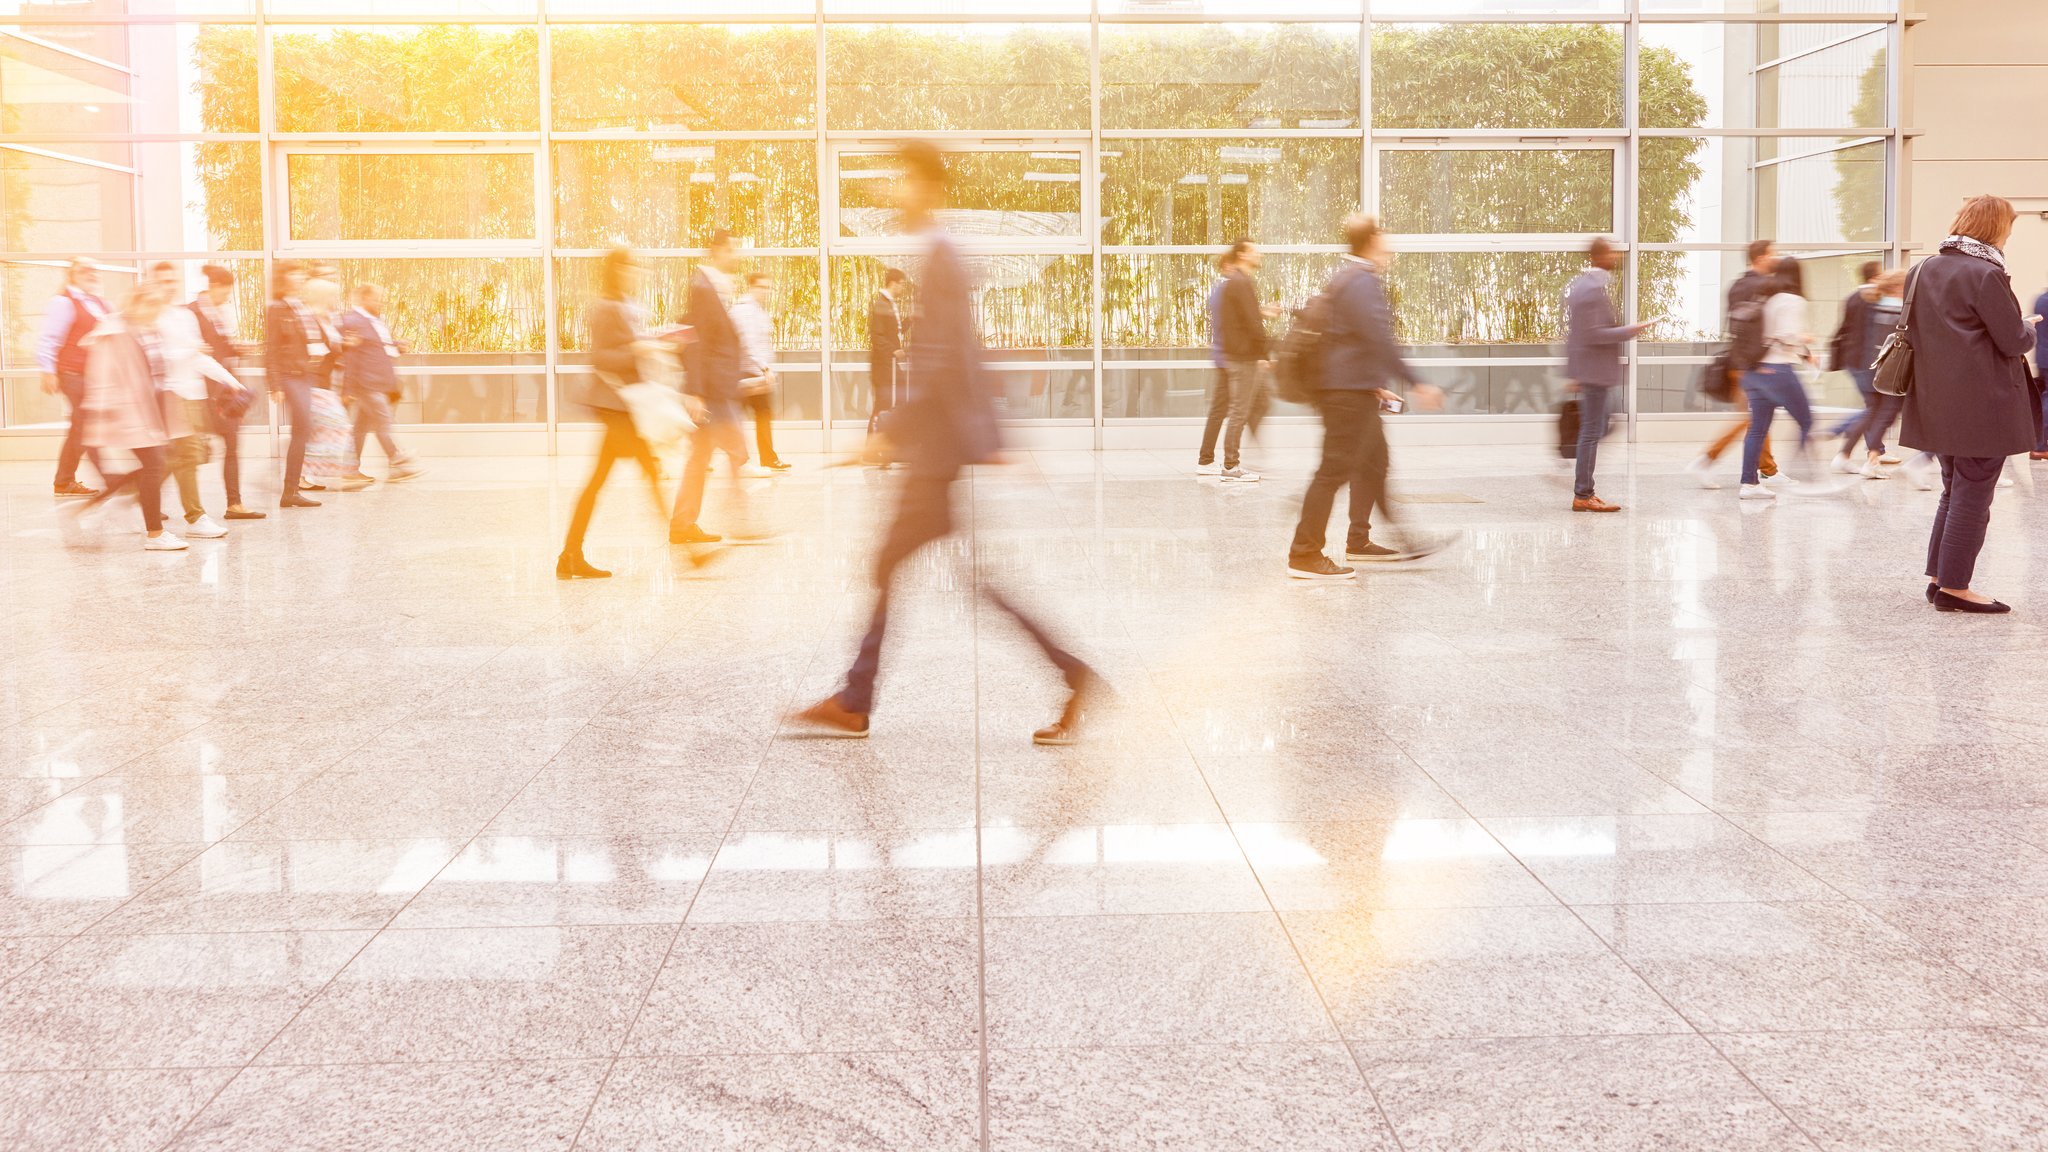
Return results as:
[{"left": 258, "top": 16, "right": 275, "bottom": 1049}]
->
[
  {"left": 1032, "top": 669, "right": 1099, "bottom": 746},
  {"left": 53, "top": 481, "right": 99, "bottom": 498},
  {"left": 2031, "top": 452, "right": 2048, "bottom": 461},
  {"left": 792, "top": 697, "right": 870, "bottom": 738},
  {"left": 1571, "top": 496, "right": 1622, "bottom": 513}
]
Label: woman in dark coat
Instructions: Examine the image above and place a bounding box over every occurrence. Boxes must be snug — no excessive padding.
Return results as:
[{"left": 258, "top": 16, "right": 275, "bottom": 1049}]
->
[
  {"left": 1901, "top": 195, "right": 2040, "bottom": 613},
  {"left": 558, "top": 247, "right": 670, "bottom": 580}
]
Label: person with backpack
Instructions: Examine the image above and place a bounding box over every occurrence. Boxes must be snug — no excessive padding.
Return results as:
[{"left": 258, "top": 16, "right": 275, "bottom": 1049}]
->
[
  {"left": 1688, "top": 240, "right": 1781, "bottom": 488},
  {"left": 1737, "top": 257, "right": 1819, "bottom": 500},
  {"left": 1834, "top": 268, "right": 1907, "bottom": 479},
  {"left": 37, "top": 258, "right": 109, "bottom": 498},
  {"left": 1826, "top": 260, "right": 1883, "bottom": 452},
  {"left": 1563, "top": 237, "right": 1653, "bottom": 512},
  {"left": 1285, "top": 215, "right": 1445, "bottom": 581}
]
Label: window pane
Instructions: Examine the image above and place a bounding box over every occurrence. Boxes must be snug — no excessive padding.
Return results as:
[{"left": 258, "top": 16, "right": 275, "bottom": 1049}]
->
[
  {"left": 1385, "top": 251, "right": 1585, "bottom": 346},
  {"left": 829, "top": 0, "right": 1088, "bottom": 11},
  {"left": 1103, "top": 252, "right": 1340, "bottom": 354},
  {"left": 1640, "top": 24, "right": 1887, "bottom": 130},
  {"left": 1379, "top": 149, "right": 1614, "bottom": 235},
  {"left": 1372, "top": 24, "right": 1625, "bottom": 130},
  {"left": 268, "top": 0, "right": 534, "bottom": 12},
  {"left": 2, "top": 24, "right": 257, "bottom": 135},
  {"left": 140, "top": 141, "right": 263, "bottom": 252},
  {"left": 1099, "top": 24, "right": 1359, "bottom": 130},
  {"left": 1370, "top": 0, "right": 1618, "bottom": 11},
  {"left": 1101, "top": 139, "right": 1360, "bottom": 247},
  {"left": 1, "top": 150, "right": 133, "bottom": 253},
  {"left": 550, "top": 25, "right": 815, "bottom": 132},
  {"left": 1643, "top": 0, "right": 1895, "bottom": 13},
  {"left": 547, "top": 0, "right": 811, "bottom": 12},
  {"left": 288, "top": 154, "right": 535, "bottom": 242},
  {"left": 824, "top": 25, "right": 1088, "bottom": 132},
  {"left": 837, "top": 150, "right": 1081, "bottom": 242},
  {"left": 1103, "top": 0, "right": 1360, "bottom": 11},
  {"left": 554, "top": 141, "right": 818, "bottom": 250},
  {"left": 554, "top": 255, "right": 820, "bottom": 353},
  {"left": 272, "top": 26, "right": 539, "bottom": 133},
  {"left": 1641, "top": 136, "right": 1884, "bottom": 245},
  {"left": 1409, "top": 359, "right": 1572, "bottom": 416},
  {"left": 297, "top": 258, "right": 547, "bottom": 357},
  {"left": 1637, "top": 248, "right": 1884, "bottom": 349}
]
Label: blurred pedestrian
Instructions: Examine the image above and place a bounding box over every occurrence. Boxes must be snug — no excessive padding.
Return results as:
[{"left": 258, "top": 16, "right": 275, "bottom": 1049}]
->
[
  {"left": 1563, "top": 237, "right": 1652, "bottom": 512},
  {"left": 1213, "top": 238, "right": 1272, "bottom": 483},
  {"left": 669, "top": 229, "right": 762, "bottom": 549},
  {"left": 1738, "top": 256, "right": 1818, "bottom": 501},
  {"left": 1835, "top": 268, "right": 1907, "bottom": 479},
  {"left": 76, "top": 283, "right": 184, "bottom": 550},
  {"left": 190, "top": 264, "right": 263, "bottom": 520},
  {"left": 38, "top": 258, "right": 108, "bottom": 498},
  {"left": 1689, "top": 240, "right": 1781, "bottom": 488},
  {"left": 337, "top": 283, "right": 424, "bottom": 486},
  {"left": 864, "top": 267, "right": 907, "bottom": 465},
  {"left": 732, "top": 270, "right": 789, "bottom": 474},
  {"left": 558, "top": 247, "right": 669, "bottom": 580},
  {"left": 1195, "top": 249, "right": 1236, "bottom": 473},
  {"left": 147, "top": 262, "right": 236, "bottom": 540},
  {"left": 264, "top": 260, "right": 323, "bottom": 509}
]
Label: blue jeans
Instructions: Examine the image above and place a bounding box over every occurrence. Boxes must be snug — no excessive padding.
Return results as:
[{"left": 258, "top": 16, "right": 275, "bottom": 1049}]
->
[
  {"left": 1741, "top": 364, "right": 1812, "bottom": 485},
  {"left": 2036, "top": 387, "right": 2048, "bottom": 453},
  {"left": 1829, "top": 368, "right": 1874, "bottom": 436},
  {"left": 1572, "top": 383, "right": 1618, "bottom": 499}
]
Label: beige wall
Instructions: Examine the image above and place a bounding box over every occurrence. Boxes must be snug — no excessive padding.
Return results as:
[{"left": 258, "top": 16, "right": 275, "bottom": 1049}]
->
[{"left": 1909, "top": 0, "right": 2048, "bottom": 296}]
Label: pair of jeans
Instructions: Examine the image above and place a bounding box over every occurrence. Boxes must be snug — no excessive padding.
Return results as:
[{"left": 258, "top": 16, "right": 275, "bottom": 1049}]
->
[
  {"left": 838, "top": 476, "right": 1087, "bottom": 715},
  {"left": 1829, "top": 368, "right": 1876, "bottom": 437},
  {"left": 168, "top": 397, "right": 212, "bottom": 522},
  {"left": 1572, "top": 383, "right": 1619, "bottom": 499},
  {"left": 350, "top": 391, "right": 407, "bottom": 469},
  {"left": 1197, "top": 366, "right": 1230, "bottom": 465},
  {"left": 670, "top": 408, "right": 750, "bottom": 534},
  {"left": 1703, "top": 386, "right": 1777, "bottom": 476},
  {"left": 1290, "top": 390, "right": 1397, "bottom": 559},
  {"left": 743, "top": 391, "right": 778, "bottom": 464},
  {"left": 2036, "top": 387, "right": 2048, "bottom": 453},
  {"left": 561, "top": 409, "right": 664, "bottom": 562},
  {"left": 1740, "top": 365, "right": 1812, "bottom": 485},
  {"left": 54, "top": 372, "right": 99, "bottom": 487},
  {"left": 1843, "top": 385, "right": 1904, "bottom": 457},
  {"left": 209, "top": 397, "right": 242, "bottom": 506},
  {"left": 98, "top": 444, "right": 169, "bottom": 533},
  {"left": 1927, "top": 455, "right": 2003, "bottom": 590},
  {"left": 1219, "top": 360, "right": 1266, "bottom": 469},
  {"left": 275, "top": 375, "right": 314, "bottom": 495}
]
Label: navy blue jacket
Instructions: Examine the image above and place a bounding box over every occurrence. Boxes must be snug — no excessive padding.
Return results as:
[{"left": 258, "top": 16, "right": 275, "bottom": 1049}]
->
[
  {"left": 1320, "top": 259, "right": 1415, "bottom": 392},
  {"left": 1563, "top": 268, "right": 1632, "bottom": 388},
  {"left": 896, "top": 234, "right": 999, "bottom": 479},
  {"left": 2034, "top": 288, "right": 2048, "bottom": 380},
  {"left": 1218, "top": 269, "right": 1268, "bottom": 362},
  {"left": 1900, "top": 246, "right": 2037, "bottom": 458},
  {"left": 683, "top": 268, "right": 741, "bottom": 406},
  {"left": 338, "top": 309, "right": 400, "bottom": 397}
]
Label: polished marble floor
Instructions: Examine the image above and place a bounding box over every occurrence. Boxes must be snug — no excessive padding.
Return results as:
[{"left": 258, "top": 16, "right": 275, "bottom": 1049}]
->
[{"left": 3, "top": 441, "right": 2048, "bottom": 1151}]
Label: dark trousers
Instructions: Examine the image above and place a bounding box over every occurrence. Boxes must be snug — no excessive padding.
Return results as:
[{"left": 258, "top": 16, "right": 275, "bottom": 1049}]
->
[
  {"left": 1740, "top": 365, "right": 1811, "bottom": 485},
  {"left": 839, "top": 476, "right": 1087, "bottom": 715},
  {"left": 1927, "top": 455, "right": 2003, "bottom": 590},
  {"left": 1290, "top": 390, "right": 1396, "bottom": 559},
  {"left": 1197, "top": 367, "right": 1230, "bottom": 464},
  {"left": 670, "top": 411, "right": 748, "bottom": 532},
  {"left": 276, "top": 375, "right": 314, "bottom": 494},
  {"left": 868, "top": 359, "right": 897, "bottom": 433},
  {"left": 98, "top": 444, "right": 169, "bottom": 533},
  {"left": 1843, "top": 387, "right": 1905, "bottom": 457},
  {"left": 54, "top": 372, "right": 99, "bottom": 487},
  {"left": 210, "top": 401, "right": 241, "bottom": 506},
  {"left": 1572, "top": 383, "right": 1619, "bottom": 499},
  {"left": 744, "top": 391, "right": 777, "bottom": 464},
  {"left": 561, "top": 409, "right": 664, "bottom": 561}
]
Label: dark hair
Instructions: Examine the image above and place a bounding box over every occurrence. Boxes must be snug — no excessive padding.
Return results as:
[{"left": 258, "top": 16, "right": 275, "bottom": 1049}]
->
[
  {"left": 1588, "top": 236, "right": 1616, "bottom": 261},
  {"left": 270, "top": 259, "right": 305, "bottom": 300},
  {"left": 705, "top": 228, "right": 735, "bottom": 252},
  {"left": 1949, "top": 194, "right": 2017, "bottom": 247},
  {"left": 597, "top": 247, "right": 639, "bottom": 301},
  {"left": 1858, "top": 260, "right": 1882, "bottom": 283},
  {"left": 200, "top": 263, "right": 234, "bottom": 288},
  {"left": 1343, "top": 214, "right": 1384, "bottom": 256},
  {"left": 1770, "top": 255, "right": 1804, "bottom": 298},
  {"left": 1746, "top": 239, "right": 1776, "bottom": 266},
  {"left": 1225, "top": 238, "right": 1255, "bottom": 264},
  {"left": 882, "top": 267, "right": 907, "bottom": 288},
  {"left": 896, "top": 139, "right": 948, "bottom": 188},
  {"left": 745, "top": 271, "right": 772, "bottom": 288}
]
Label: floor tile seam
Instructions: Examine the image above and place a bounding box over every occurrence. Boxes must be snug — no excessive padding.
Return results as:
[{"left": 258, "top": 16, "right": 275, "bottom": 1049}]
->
[
  {"left": 0, "top": 838, "right": 216, "bottom": 996},
  {"left": 566, "top": 577, "right": 839, "bottom": 1152},
  {"left": 1823, "top": 890, "right": 2048, "bottom": 1030},
  {"left": 150, "top": 750, "right": 565, "bottom": 1152},
  {"left": 1098, "top": 575, "right": 1409, "bottom": 1152},
  {"left": 968, "top": 466, "right": 993, "bottom": 1152}
]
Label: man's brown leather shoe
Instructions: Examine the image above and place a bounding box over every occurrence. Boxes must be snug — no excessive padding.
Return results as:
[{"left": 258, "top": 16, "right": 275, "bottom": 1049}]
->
[
  {"left": 792, "top": 697, "right": 870, "bottom": 738},
  {"left": 1572, "top": 496, "right": 1622, "bottom": 513}
]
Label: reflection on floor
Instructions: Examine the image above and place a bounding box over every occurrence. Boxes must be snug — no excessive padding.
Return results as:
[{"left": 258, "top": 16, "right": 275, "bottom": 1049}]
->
[{"left": 3, "top": 445, "right": 2048, "bottom": 1151}]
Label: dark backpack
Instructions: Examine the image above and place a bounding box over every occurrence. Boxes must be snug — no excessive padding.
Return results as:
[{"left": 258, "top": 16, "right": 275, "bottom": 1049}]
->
[
  {"left": 1726, "top": 297, "right": 1768, "bottom": 373},
  {"left": 1698, "top": 350, "right": 1738, "bottom": 404},
  {"left": 1273, "top": 264, "right": 1363, "bottom": 406}
]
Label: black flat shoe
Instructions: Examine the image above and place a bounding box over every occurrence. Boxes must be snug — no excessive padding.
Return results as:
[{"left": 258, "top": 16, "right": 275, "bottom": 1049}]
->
[
  {"left": 1926, "top": 582, "right": 1938, "bottom": 605},
  {"left": 556, "top": 555, "right": 611, "bottom": 580},
  {"left": 279, "top": 495, "right": 321, "bottom": 508},
  {"left": 223, "top": 508, "right": 267, "bottom": 520},
  {"left": 1934, "top": 590, "right": 2011, "bottom": 614}
]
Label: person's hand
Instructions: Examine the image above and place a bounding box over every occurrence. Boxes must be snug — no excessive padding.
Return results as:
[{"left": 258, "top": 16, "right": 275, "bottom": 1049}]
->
[
  {"left": 2027, "top": 314, "right": 2042, "bottom": 327},
  {"left": 1411, "top": 383, "right": 1446, "bottom": 411},
  {"left": 1631, "top": 321, "right": 1656, "bottom": 337},
  {"left": 1562, "top": 381, "right": 1581, "bottom": 394},
  {"left": 1373, "top": 387, "right": 1402, "bottom": 404},
  {"left": 683, "top": 395, "right": 707, "bottom": 423},
  {"left": 39, "top": 373, "right": 58, "bottom": 395}
]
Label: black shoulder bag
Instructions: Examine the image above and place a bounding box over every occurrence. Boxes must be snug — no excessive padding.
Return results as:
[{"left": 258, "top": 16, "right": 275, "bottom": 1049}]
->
[{"left": 1870, "top": 259, "right": 1925, "bottom": 398}]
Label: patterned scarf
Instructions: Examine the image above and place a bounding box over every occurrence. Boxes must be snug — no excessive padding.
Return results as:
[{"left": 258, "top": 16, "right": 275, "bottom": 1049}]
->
[{"left": 1941, "top": 235, "right": 2006, "bottom": 269}]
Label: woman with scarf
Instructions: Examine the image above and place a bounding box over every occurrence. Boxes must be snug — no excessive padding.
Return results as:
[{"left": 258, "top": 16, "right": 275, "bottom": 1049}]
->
[
  {"left": 1902, "top": 195, "right": 2041, "bottom": 614},
  {"left": 78, "top": 283, "right": 187, "bottom": 550}
]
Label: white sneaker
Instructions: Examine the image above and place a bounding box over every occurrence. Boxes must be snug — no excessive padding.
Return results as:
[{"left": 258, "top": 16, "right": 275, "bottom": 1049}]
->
[
  {"left": 1195, "top": 461, "right": 1223, "bottom": 476},
  {"left": 1686, "top": 455, "right": 1722, "bottom": 490},
  {"left": 1829, "top": 453, "right": 1859, "bottom": 475},
  {"left": 1998, "top": 473, "right": 2015, "bottom": 489},
  {"left": 1219, "top": 467, "right": 1261, "bottom": 483},
  {"left": 1902, "top": 455, "right": 1936, "bottom": 490},
  {"left": 1760, "top": 471, "right": 1795, "bottom": 486},
  {"left": 184, "top": 515, "right": 228, "bottom": 539},
  {"left": 1738, "top": 483, "right": 1776, "bottom": 501},
  {"left": 143, "top": 533, "right": 189, "bottom": 551},
  {"left": 1859, "top": 461, "right": 1890, "bottom": 480},
  {"left": 738, "top": 463, "right": 774, "bottom": 479},
  {"left": 1879, "top": 453, "right": 1901, "bottom": 465},
  {"left": 388, "top": 464, "right": 426, "bottom": 482}
]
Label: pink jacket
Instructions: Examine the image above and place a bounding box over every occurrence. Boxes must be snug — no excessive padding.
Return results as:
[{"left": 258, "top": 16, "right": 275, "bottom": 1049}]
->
[{"left": 82, "top": 316, "right": 184, "bottom": 451}]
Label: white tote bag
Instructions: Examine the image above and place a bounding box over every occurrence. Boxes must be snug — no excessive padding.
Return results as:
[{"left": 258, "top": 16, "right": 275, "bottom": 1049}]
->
[{"left": 614, "top": 380, "right": 692, "bottom": 450}]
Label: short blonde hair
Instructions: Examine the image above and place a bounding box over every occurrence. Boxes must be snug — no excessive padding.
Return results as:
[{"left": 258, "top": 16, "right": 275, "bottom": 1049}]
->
[{"left": 1949, "top": 195, "right": 2017, "bottom": 247}]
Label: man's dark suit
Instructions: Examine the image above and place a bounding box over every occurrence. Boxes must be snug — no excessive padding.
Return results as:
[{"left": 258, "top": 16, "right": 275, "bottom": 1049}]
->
[
  {"left": 264, "top": 298, "right": 318, "bottom": 496},
  {"left": 836, "top": 235, "right": 1085, "bottom": 714},
  {"left": 867, "top": 289, "right": 903, "bottom": 427},
  {"left": 671, "top": 267, "right": 749, "bottom": 534},
  {"left": 191, "top": 298, "right": 245, "bottom": 507}
]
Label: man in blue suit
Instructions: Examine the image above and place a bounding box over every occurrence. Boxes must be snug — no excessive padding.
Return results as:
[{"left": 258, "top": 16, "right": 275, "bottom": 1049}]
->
[
  {"left": 1562, "top": 237, "right": 1651, "bottom": 512},
  {"left": 337, "top": 283, "right": 423, "bottom": 485},
  {"left": 795, "top": 141, "right": 1096, "bottom": 745}
]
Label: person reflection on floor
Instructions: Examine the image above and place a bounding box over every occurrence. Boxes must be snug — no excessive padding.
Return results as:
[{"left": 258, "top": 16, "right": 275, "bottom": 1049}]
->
[{"left": 793, "top": 141, "right": 1099, "bottom": 746}]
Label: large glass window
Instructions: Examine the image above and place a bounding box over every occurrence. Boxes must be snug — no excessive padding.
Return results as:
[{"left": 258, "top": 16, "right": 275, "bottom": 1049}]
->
[
  {"left": 1639, "top": 24, "right": 1887, "bottom": 131},
  {"left": 271, "top": 26, "right": 540, "bottom": 133},
  {"left": 287, "top": 153, "right": 536, "bottom": 243},
  {"left": 836, "top": 149, "right": 1083, "bottom": 243},
  {"left": 1641, "top": 136, "right": 1885, "bottom": 245},
  {"left": 1100, "top": 139, "right": 1360, "bottom": 247},
  {"left": 824, "top": 25, "right": 1089, "bottom": 132},
  {"left": 2, "top": 24, "right": 257, "bottom": 137},
  {"left": 1372, "top": 24, "right": 1625, "bottom": 130},
  {"left": 554, "top": 141, "right": 818, "bottom": 250},
  {"left": 1378, "top": 147, "right": 1616, "bottom": 237},
  {"left": 1100, "top": 24, "right": 1360, "bottom": 130},
  {"left": 550, "top": 25, "right": 815, "bottom": 133}
]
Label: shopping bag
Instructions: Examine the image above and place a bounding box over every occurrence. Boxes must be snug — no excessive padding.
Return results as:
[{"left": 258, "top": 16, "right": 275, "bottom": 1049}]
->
[
  {"left": 616, "top": 381, "right": 692, "bottom": 451},
  {"left": 304, "top": 388, "right": 357, "bottom": 477}
]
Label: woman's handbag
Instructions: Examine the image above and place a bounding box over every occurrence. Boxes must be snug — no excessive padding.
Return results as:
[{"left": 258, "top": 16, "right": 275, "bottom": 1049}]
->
[
  {"left": 612, "top": 378, "right": 692, "bottom": 451},
  {"left": 304, "top": 387, "right": 357, "bottom": 477},
  {"left": 1871, "top": 260, "right": 1925, "bottom": 398}
]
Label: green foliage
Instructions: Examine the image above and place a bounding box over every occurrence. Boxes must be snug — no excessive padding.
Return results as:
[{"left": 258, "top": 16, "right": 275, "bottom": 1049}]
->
[
  {"left": 1373, "top": 24, "right": 1629, "bottom": 130},
  {"left": 1100, "top": 24, "right": 1360, "bottom": 129},
  {"left": 824, "top": 26, "right": 1090, "bottom": 131},
  {"left": 553, "top": 141, "right": 819, "bottom": 250},
  {"left": 334, "top": 258, "right": 545, "bottom": 356},
  {"left": 1100, "top": 140, "right": 1362, "bottom": 247},
  {"left": 272, "top": 26, "right": 538, "bottom": 132},
  {"left": 1836, "top": 47, "right": 1888, "bottom": 243},
  {"left": 551, "top": 24, "right": 816, "bottom": 132}
]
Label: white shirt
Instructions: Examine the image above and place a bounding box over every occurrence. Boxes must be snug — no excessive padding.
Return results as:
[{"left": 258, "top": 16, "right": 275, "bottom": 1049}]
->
[
  {"left": 154, "top": 304, "right": 236, "bottom": 401},
  {"left": 1763, "top": 293, "right": 1809, "bottom": 365},
  {"left": 731, "top": 296, "right": 774, "bottom": 378}
]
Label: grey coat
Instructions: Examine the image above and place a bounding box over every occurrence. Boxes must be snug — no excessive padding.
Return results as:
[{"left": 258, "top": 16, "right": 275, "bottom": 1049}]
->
[
  {"left": 1563, "top": 268, "right": 1631, "bottom": 388},
  {"left": 1900, "top": 246, "right": 2037, "bottom": 459},
  {"left": 580, "top": 297, "right": 642, "bottom": 412}
]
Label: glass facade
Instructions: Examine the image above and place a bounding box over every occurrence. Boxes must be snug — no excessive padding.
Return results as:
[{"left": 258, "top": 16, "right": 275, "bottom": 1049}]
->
[{"left": 0, "top": 0, "right": 1903, "bottom": 440}]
